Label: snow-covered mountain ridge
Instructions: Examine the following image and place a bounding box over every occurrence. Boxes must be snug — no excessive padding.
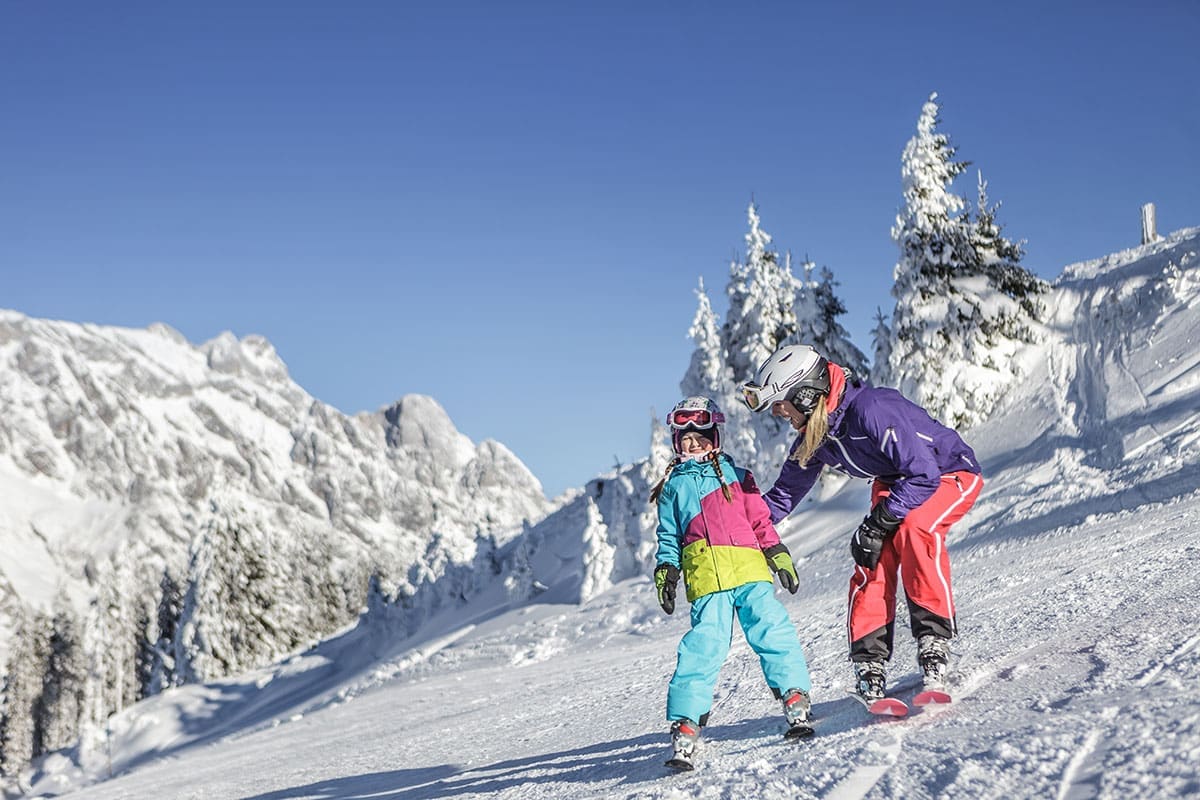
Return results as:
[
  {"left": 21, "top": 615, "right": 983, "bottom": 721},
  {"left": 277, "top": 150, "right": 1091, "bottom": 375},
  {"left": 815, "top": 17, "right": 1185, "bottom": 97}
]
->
[{"left": 0, "top": 312, "right": 550, "bottom": 663}]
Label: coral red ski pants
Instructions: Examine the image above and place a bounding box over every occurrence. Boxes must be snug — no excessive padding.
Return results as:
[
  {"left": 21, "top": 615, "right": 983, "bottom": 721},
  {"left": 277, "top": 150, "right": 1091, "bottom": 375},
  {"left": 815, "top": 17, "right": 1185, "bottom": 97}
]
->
[{"left": 847, "top": 470, "right": 983, "bottom": 662}]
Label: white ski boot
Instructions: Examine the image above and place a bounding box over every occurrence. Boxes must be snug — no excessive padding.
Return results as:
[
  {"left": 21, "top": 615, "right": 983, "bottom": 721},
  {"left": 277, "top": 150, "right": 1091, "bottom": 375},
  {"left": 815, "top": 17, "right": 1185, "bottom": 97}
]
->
[{"left": 665, "top": 718, "right": 700, "bottom": 771}]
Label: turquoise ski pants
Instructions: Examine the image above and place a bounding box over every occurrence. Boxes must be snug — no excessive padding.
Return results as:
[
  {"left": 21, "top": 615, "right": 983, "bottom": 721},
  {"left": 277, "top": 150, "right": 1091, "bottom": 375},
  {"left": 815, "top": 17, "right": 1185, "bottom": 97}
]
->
[{"left": 666, "top": 581, "right": 811, "bottom": 723}]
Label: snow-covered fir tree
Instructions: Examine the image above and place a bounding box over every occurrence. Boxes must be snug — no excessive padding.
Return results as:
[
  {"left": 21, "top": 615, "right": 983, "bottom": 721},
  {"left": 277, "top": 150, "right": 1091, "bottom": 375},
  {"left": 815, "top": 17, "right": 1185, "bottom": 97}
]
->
[
  {"left": 721, "top": 205, "right": 812, "bottom": 478},
  {"left": 678, "top": 279, "right": 755, "bottom": 466},
  {"left": 172, "top": 503, "right": 310, "bottom": 684},
  {"left": 792, "top": 259, "right": 869, "bottom": 377},
  {"left": 0, "top": 609, "right": 47, "bottom": 776},
  {"left": 871, "top": 308, "right": 893, "bottom": 382},
  {"left": 677, "top": 202, "right": 865, "bottom": 481},
  {"left": 883, "top": 93, "right": 1047, "bottom": 428},
  {"left": 970, "top": 171, "right": 1049, "bottom": 327},
  {"left": 881, "top": 91, "right": 973, "bottom": 390},
  {"left": 144, "top": 569, "right": 185, "bottom": 696},
  {"left": 503, "top": 531, "right": 537, "bottom": 602},
  {"left": 34, "top": 602, "right": 88, "bottom": 756},
  {"left": 723, "top": 203, "right": 803, "bottom": 384},
  {"left": 87, "top": 554, "right": 145, "bottom": 724}
]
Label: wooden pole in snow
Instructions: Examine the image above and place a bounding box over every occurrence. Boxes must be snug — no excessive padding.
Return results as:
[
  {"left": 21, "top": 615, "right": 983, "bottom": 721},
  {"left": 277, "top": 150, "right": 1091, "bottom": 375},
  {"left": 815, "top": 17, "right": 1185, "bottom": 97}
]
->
[{"left": 1141, "top": 203, "right": 1159, "bottom": 245}]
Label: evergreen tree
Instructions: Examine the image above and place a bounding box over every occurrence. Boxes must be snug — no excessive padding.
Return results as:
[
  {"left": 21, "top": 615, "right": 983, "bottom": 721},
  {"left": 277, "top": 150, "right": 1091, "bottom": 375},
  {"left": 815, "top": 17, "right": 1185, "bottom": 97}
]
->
[
  {"left": 970, "top": 172, "right": 1049, "bottom": 324},
  {"left": 0, "top": 609, "right": 47, "bottom": 777},
  {"left": 145, "top": 568, "right": 185, "bottom": 695},
  {"left": 674, "top": 201, "right": 866, "bottom": 481},
  {"left": 719, "top": 204, "right": 811, "bottom": 477},
  {"left": 723, "top": 202, "right": 803, "bottom": 383},
  {"left": 882, "top": 92, "right": 973, "bottom": 390},
  {"left": 679, "top": 279, "right": 728, "bottom": 401},
  {"left": 883, "top": 94, "right": 1046, "bottom": 427},
  {"left": 872, "top": 308, "right": 893, "bottom": 382},
  {"left": 792, "top": 260, "right": 870, "bottom": 377},
  {"left": 33, "top": 602, "right": 88, "bottom": 755},
  {"left": 503, "top": 531, "right": 536, "bottom": 602},
  {"left": 174, "top": 503, "right": 304, "bottom": 684},
  {"left": 678, "top": 279, "right": 755, "bottom": 465}
]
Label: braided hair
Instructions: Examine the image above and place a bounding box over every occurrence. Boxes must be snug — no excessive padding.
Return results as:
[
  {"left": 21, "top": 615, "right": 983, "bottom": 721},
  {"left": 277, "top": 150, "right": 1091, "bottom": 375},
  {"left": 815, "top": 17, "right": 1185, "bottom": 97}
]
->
[{"left": 648, "top": 448, "right": 734, "bottom": 505}]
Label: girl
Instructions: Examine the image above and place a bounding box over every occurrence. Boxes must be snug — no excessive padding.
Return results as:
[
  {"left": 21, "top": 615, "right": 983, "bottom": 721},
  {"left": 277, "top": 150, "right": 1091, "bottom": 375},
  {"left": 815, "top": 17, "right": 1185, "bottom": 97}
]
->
[
  {"left": 739, "top": 345, "right": 983, "bottom": 704},
  {"left": 652, "top": 396, "right": 813, "bottom": 769}
]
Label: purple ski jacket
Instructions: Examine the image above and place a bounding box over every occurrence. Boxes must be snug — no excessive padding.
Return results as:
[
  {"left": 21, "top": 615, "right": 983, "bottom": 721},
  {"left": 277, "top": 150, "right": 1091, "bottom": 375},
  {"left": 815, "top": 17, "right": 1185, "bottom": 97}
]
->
[{"left": 763, "top": 377, "right": 981, "bottom": 524}]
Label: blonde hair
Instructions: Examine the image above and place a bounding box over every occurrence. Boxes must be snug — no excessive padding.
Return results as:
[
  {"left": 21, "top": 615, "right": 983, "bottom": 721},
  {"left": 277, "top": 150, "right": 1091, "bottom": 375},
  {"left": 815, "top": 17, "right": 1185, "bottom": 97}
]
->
[
  {"left": 648, "top": 449, "right": 734, "bottom": 505},
  {"left": 791, "top": 394, "right": 830, "bottom": 467}
]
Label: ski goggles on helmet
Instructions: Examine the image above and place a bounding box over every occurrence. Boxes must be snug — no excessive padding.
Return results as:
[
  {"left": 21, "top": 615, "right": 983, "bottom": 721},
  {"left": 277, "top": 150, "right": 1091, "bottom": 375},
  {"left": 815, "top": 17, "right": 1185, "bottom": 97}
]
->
[
  {"left": 668, "top": 408, "right": 723, "bottom": 430},
  {"left": 738, "top": 381, "right": 781, "bottom": 413},
  {"left": 739, "top": 382, "right": 822, "bottom": 414}
]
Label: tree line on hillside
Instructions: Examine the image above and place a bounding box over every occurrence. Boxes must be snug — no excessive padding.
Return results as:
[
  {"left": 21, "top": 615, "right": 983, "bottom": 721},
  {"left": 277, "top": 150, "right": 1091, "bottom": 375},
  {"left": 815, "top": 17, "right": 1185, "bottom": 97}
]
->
[
  {"left": 0, "top": 504, "right": 366, "bottom": 778},
  {"left": 0, "top": 92, "right": 1048, "bottom": 782},
  {"left": 683, "top": 91, "right": 1047, "bottom": 486}
]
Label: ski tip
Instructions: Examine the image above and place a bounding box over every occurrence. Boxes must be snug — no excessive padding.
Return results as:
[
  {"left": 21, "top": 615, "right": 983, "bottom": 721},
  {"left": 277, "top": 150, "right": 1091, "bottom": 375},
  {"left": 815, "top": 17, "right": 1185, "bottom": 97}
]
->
[
  {"left": 847, "top": 688, "right": 909, "bottom": 716},
  {"left": 913, "top": 689, "right": 952, "bottom": 707},
  {"left": 665, "top": 757, "right": 695, "bottom": 771},
  {"left": 868, "top": 698, "right": 909, "bottom": 717}
]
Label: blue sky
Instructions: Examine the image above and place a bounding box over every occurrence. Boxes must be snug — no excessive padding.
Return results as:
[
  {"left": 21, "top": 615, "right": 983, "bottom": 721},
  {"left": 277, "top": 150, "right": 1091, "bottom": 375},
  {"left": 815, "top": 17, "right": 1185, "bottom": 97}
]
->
[{"left": 3, "top": 2, "right": 1198, "bottom": 498}]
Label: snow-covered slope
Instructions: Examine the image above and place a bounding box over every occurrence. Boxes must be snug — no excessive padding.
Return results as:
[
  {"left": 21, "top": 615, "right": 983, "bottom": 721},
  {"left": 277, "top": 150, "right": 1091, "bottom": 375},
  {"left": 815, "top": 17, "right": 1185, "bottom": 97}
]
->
[
  {"left": 10, "top": 228, "right": 1200, "bottom": 799},
  {"left": 0, "top": 313, "right": 550, "bottom": 667}
]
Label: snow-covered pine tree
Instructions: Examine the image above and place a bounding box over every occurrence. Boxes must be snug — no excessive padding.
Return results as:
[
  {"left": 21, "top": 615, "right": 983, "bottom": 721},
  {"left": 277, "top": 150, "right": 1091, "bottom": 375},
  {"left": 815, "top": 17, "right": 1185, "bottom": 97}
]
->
[
  {"left": 674, "top": 203, "right": 866, "bottom": 482},
  {"left": 145, "top": 568, "right": 184, "bottom": 694},
  {"left": 503, "top": 531, "right": 536, "bottom": 602},
  {"left": 872, "top": 308, "right": 893, "bottom": 381},
  {"left": 723, "top": 203, "right": 802, "bottom": 384},
  {"left": 970, "top": 171, "right": 1049, "bottom": 327},
  {"left": 0, "top": 608, "right": 48, "bottom": 776},
  {"left": 91, "top": 554, "right": 143, "bottom": 715},
  {"left": 718, "top": 203, "right": 811, "bottom": 477},
  {"left": 679, "top": 278, "right": 754, "bottom": 465},
  {"left": 648, "top": 411, "right": 673, "bottom": 482},
  {"left": 679, "top": 278, "right": 728, "bottom": 401},
  {"left": 173, "top": 503, "right": 307, "bottom": 684},
  {"left": 33, "top": 601, "right": 88, "bottom": 755},
  {"left": 792, "top": 260, "right": 870, "bottom": 377},
  {"left": 883, "top": 94, "right": 1046, "bottom": 428},
  {"left": 882, "top": 92, "right": 973, "bottom": 392}
]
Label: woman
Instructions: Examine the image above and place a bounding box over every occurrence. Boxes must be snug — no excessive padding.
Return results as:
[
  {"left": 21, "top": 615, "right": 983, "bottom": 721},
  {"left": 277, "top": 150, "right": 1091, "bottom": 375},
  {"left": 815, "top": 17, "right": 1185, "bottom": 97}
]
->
[{"left": 739, "top": 345, "right": 983, "bottom": 703}]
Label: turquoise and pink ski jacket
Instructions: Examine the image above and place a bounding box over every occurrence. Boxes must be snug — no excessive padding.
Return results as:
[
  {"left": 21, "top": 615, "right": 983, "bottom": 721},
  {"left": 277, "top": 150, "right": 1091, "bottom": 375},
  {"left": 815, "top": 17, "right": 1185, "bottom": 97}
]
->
[{"left": 655, "top": 454, "right": 780, "bottom": 603}]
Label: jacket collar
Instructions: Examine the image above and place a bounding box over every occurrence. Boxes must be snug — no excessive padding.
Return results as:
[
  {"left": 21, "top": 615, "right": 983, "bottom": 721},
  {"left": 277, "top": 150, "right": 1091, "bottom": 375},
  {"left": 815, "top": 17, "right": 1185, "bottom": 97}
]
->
[
  {"left": 826, "top": 365, "right": 864, "bottom": 433},
  {"left": 672, "top": 451, "right": 729, "bottom": 475}
]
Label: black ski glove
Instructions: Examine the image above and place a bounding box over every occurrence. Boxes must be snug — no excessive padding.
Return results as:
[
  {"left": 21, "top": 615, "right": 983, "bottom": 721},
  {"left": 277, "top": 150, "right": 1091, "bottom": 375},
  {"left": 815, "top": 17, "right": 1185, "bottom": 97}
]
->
[
  {"left": 850, "top": 503, "right": 903, "bottom": 570},
  {"left": 764, "top": 544, "right": 799, "bottom": 594},
  {"left": 654, "top": 563, "right": 680, "bottom": 615}
]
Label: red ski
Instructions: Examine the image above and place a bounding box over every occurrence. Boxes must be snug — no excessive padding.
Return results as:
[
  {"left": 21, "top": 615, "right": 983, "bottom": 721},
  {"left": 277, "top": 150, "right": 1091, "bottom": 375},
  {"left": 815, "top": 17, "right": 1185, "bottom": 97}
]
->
[
  {"left": 913, "top": 689, "right": 952, "bottom": 707},
  {"left": 848, "top": 689, "right": 909, "bottom": 717}
]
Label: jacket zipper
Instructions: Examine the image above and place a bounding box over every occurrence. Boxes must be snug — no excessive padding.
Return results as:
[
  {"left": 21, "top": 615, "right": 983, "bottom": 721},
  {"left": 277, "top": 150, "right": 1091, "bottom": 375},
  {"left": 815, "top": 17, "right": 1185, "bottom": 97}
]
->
[{"left": 694, "top": 466, "right": 725, "bottom": 593}]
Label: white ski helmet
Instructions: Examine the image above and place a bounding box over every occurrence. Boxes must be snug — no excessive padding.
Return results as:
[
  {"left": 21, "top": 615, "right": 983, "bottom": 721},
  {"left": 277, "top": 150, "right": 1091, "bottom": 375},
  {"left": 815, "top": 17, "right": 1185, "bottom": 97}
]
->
[
  {"left": 666, "top": 396, "right": 724, "bottom": 453},
  {"left": 740, "top": 345, "right": 831, "bottom": 414}
]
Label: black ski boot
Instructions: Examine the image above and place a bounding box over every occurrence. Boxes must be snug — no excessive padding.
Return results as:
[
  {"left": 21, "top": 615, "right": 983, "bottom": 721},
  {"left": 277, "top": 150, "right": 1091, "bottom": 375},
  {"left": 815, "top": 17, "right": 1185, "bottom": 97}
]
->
[
  {"left": 854, "top": 660, "right": 887, "bottom": 703},
  {"left": 917, "top": 635, "right": 950, "bottom": 690},
  {"left": 781, "top": 688, "right": 814, "bottom": 738},
  {"left": 665, "top": 718, "right": 700, "bottom": 771}
]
